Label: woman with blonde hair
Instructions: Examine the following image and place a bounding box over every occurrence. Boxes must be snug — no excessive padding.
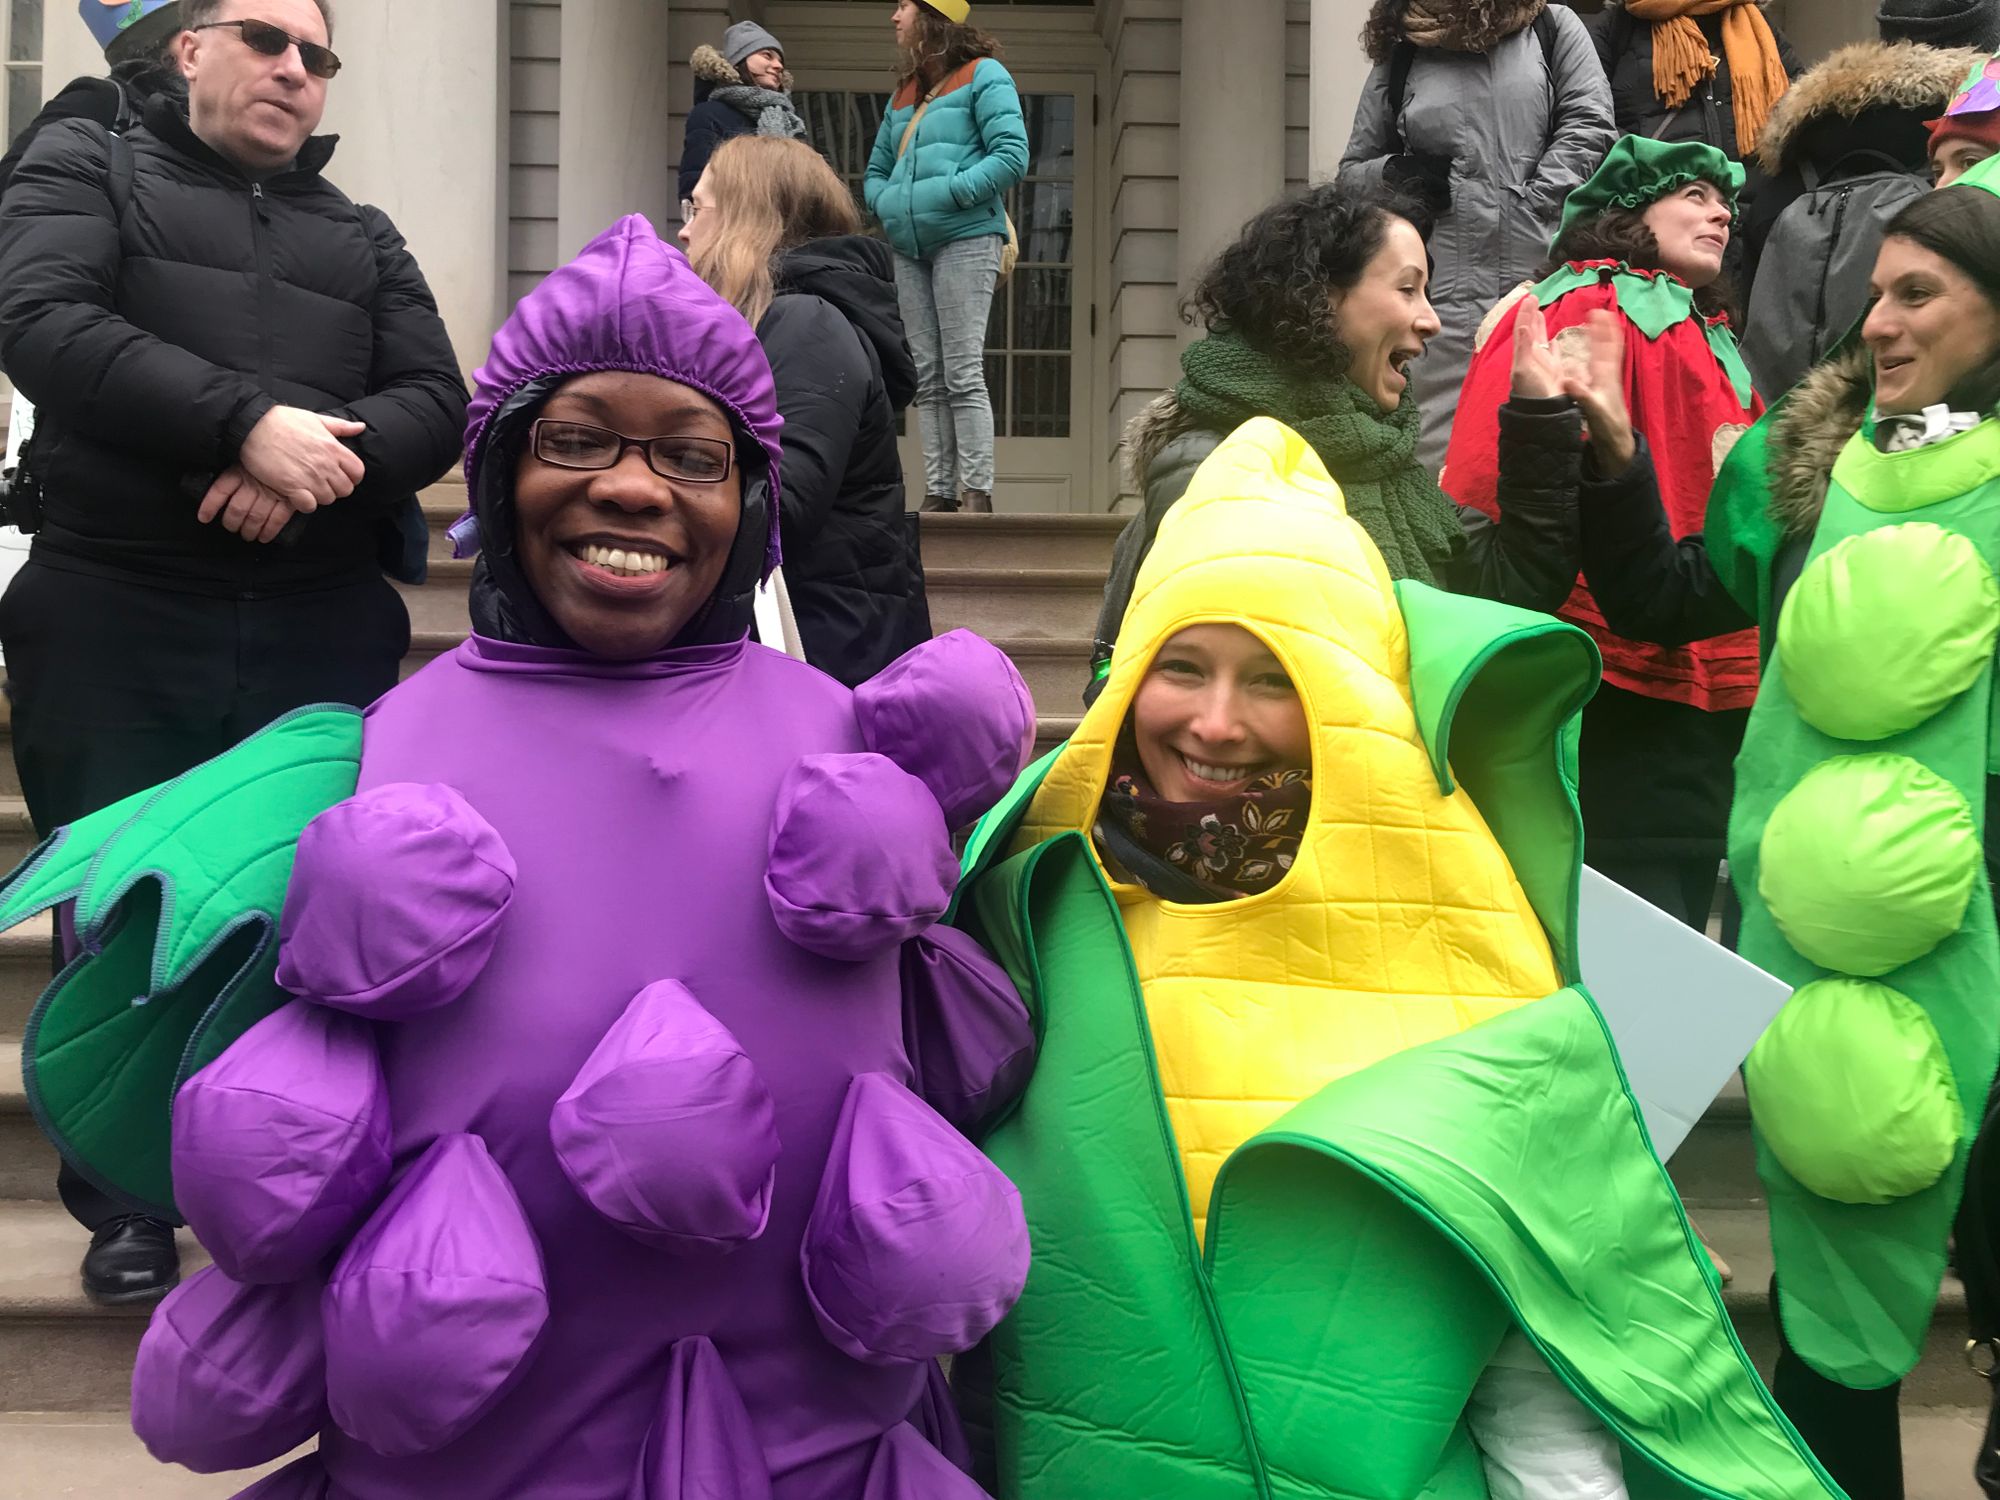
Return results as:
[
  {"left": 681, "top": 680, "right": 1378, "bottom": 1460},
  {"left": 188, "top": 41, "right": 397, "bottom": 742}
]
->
[{"left": 683, "top": 136, "right": 924, "bottom": 685}]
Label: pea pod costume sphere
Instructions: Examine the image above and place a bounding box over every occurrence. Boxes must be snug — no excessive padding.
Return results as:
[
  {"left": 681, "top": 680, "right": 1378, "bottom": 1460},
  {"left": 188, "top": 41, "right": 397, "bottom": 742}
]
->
[
  {"left": 1713, "top": 152, "right": 2000, "bottom": 1392},
  {"left": 0, "top": 219, "right": 1039, "bottom": 1498},
  {"left": 950, "top": 419, "right": 1843, "bottom": 1499}
]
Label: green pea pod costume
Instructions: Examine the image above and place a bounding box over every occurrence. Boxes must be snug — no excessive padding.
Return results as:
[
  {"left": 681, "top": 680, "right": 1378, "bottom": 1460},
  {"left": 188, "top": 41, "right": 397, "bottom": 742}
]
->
[
  {"left": 1726, "top": 417, "right": 2000, "bottom": 1391},
  {"left": 949, "top": 419, "right": 1842, "bottom": 1499},
  {"left": 0, "top": 705, "right": 364, "bottom": 1218}
]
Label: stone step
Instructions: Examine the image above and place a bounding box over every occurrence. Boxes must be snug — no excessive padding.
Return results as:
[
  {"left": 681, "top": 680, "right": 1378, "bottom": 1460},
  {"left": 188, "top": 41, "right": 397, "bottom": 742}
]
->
[
  {"left": 0, "top": 1037, "right": 56, "bottom": 1202},
  {"left": 924, "top": 567, "right": 1105, "bottom": 642},
  {"left": 985, "top": 640, "right": 1090, "bottom": 715},
  {"left": 0, "top": 1413, "right": 303, "bottom": 1498},
  {"left": 0, "top": 1200, "right": 212, "bottom": 1413},
  {"left": 0, "top": 799, "right": 37, "bottom": 886},
  {"left": 393, "top": 560, "right": 472, "bottom": 635},
  {"left": 917, "top": 512, "right": 1127, "bottom": 571},
  {"left": 421, "top": 487, "right": 1130, "bottom": 573},
  {"left": 1034, "top": 716, "right": 1079, "bottom": 762},
  {"left": 421, "top": 480, "right": 468, "bottom": 567},
  {"left": 0, "top": 915, "right": 50, "bottom": 1040},
  {"left": 393, "top": 561, "right": 1111, "bottom": 645}
]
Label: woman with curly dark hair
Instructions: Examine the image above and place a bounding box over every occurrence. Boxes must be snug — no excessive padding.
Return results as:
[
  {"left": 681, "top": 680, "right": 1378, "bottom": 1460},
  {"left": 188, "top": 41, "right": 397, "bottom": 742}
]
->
[
  {"left": 1444, "top": 136, "right": 1762, "bottom": 936},
  {"left": 1086, "top": 181, "right": 1588, "bottom": 691},
  {"left": 1338, "top": 0, "right": 1613, "bottom": 471}
]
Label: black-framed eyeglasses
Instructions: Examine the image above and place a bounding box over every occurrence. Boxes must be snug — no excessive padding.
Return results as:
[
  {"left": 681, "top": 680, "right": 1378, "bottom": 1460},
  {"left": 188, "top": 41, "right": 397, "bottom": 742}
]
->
[
  {"left": 193, "top": 19, "right": 343, "bottom": 80},
  {"left": 530, "top": 420, "right": 734, "bottom": 484}
]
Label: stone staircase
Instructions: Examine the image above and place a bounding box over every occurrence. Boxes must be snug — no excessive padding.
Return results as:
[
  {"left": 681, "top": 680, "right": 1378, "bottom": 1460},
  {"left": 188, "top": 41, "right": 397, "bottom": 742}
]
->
[{"left": 0, "top": 489, "right": 1984, "bottom": 1494}]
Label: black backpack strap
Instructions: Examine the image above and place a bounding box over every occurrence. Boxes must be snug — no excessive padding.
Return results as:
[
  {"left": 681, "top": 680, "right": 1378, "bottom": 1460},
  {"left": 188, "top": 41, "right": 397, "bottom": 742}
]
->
[
  {"left": 1533, "top": 6, "right": 1559, "bottom": 66},
  {"left": 100, "top": 125, "right": 135, "bottom": 228},
  {"left": 1384, "top": 40, "right": 1415, "bottom": 154}
]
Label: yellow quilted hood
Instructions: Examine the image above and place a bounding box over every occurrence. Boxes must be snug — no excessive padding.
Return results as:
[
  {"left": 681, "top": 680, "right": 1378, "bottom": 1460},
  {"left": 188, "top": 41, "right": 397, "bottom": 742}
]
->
[{"left": 1017, "top": 418, "right": 1563, "bottom": 1233}]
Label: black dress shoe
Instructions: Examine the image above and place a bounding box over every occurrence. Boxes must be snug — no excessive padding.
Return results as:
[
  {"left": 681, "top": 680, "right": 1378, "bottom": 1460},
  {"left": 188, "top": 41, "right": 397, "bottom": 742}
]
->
[{"left": 81, "top": 1214, "right": 180, "bottom": 1306}]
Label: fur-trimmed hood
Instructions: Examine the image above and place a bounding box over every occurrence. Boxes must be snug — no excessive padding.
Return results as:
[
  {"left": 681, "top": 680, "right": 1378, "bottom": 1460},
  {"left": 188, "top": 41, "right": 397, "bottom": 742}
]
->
[
  {"left": 1755, "top": 41, "right": 1984, "bottom": 174},
  {"left": 1766, "top": 337, "right": 1874, "bottom": 540},
  {"left": 691, "top": 43, "right": 795, "bottom": 101},
  {"left": 1123, "top": 391, "right": 1212, "bottom": 495}
]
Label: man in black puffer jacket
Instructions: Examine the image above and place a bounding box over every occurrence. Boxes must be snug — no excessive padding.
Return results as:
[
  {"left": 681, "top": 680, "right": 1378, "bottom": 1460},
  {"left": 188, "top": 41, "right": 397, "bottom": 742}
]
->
[
  {"left": 0, "top": 0, "right": 466, "bottom": 1306},
  {"left": 759, "top": 234, "right": 922, "bottom": 687}
]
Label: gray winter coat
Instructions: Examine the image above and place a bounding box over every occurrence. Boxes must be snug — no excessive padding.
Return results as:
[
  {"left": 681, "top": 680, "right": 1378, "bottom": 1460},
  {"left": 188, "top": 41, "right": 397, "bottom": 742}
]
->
[{"left": 1338, "top": 6, "right": 1615, "bottom": 473}]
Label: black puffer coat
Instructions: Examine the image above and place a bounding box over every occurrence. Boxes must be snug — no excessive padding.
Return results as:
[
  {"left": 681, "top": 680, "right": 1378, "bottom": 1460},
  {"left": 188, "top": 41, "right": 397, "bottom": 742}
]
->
[
  {"left": 757, "top": 235, "right": 921, "bottom": 687},
  {"left": 1585, "top": 5, "right": 1804, "bottom": 155},
  {"left": 0, "top": 96, "right": 467, "bottom": 593}
]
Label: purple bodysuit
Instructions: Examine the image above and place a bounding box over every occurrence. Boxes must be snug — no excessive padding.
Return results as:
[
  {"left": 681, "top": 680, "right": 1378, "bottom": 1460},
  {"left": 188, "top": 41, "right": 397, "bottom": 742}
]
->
[{"left": 124, "top": 219, "right": 1037, "bottom": 1500}]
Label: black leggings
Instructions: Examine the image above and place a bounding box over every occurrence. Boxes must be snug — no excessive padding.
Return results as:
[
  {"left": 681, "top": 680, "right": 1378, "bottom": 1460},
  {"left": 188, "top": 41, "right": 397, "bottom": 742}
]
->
[{"left": 1771, "top": 1278, "right": 1905, "bottom": 1500}]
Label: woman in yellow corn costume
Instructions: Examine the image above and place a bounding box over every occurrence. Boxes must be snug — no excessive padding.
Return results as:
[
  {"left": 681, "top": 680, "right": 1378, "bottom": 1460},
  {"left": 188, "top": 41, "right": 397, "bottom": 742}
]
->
[{"left": 950, "top": 418, "right": 1844, "bottom": 1499}]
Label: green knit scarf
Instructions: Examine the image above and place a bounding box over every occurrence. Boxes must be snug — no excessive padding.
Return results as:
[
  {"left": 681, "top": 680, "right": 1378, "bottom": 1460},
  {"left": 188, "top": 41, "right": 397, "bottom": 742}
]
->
[{"left": 1175, "top": 331, "right": 1463, "bottom": 584}]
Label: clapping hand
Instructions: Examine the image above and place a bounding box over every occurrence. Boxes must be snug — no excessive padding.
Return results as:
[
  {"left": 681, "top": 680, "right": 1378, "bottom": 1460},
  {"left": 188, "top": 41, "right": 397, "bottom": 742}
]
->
[
  {"left": 1510, "top": 302, "right": 1565, "bottom": 401},
  {"left": 1562, "top": 309, "right": 1637, "bottom": 476}
]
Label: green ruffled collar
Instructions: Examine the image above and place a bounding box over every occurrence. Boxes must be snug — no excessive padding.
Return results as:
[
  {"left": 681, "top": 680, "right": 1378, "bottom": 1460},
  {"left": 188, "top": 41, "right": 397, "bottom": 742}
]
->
[{"left": 1532, "top": 260, "right": 1755, "bottom": 410}]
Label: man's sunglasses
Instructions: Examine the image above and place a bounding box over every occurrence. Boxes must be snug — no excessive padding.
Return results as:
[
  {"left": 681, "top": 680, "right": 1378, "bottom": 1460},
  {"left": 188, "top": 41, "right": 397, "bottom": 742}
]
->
[
  {"left": 193, "top": 19, "right": 343, "bottom": 80},
  {"left": 530, "top": 420, "right": 735, "bottom": 484}
]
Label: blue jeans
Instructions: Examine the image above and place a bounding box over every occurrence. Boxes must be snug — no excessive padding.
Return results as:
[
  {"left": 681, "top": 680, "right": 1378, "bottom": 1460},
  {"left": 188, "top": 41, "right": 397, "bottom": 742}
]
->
[{"left": 894, "top": 234, "right": 1004, "bottom": 497}]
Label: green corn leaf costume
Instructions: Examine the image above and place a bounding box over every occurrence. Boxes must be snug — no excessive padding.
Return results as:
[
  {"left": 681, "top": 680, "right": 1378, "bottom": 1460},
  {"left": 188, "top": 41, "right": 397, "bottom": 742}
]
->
[
  {"left": 0, "top": 705, "right": 364, "bottom": 1218},
  {"left": 947, "top": 420, "right": 1843, "bottom": 1499}
]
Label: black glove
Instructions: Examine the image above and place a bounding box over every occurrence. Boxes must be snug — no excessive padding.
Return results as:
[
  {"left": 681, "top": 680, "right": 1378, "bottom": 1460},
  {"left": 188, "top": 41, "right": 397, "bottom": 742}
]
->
[{"left": 1384, "top": 151, "right": 1453, "bottom": 220}]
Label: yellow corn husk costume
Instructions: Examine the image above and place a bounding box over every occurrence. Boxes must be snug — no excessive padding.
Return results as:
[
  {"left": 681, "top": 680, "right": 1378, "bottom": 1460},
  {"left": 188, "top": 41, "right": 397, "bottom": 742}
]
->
[{"left": 1013, "top": 419, "right": 1560, "bottom": 1232}]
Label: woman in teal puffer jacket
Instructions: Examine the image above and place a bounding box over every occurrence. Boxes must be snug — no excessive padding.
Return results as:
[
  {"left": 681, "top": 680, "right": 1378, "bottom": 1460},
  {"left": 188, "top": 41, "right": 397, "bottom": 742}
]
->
[{"left": 865, "top": 0, "right": 1029, "bottom": 513}]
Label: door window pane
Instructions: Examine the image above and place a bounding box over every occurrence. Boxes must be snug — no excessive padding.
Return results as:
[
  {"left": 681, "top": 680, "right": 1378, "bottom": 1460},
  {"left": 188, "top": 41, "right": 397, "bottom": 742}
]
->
[{"left": 8, "top": 0, "right": 39, "bottom": 64}]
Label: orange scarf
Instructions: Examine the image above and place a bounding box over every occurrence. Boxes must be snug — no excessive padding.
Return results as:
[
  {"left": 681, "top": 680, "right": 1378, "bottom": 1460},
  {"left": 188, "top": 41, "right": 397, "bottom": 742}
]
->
[{"left": 1623, "top": 0, "right": 1788, "bottom": 156}]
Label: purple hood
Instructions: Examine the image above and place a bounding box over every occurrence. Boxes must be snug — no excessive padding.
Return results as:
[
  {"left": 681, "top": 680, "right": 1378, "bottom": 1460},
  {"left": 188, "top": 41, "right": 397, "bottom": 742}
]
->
[{"left": 465, "top": 216, "right": 786, "bottom": 579}]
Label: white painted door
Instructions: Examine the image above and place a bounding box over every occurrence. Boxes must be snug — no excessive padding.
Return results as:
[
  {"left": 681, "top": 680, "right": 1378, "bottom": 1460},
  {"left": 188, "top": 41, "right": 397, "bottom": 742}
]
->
[{"left": 794, "top": 70, "right": 1095, "bottom": 513}]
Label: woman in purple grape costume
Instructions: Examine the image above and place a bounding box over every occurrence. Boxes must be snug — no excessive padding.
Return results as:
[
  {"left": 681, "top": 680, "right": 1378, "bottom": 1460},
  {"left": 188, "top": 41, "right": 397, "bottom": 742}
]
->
[{"left": 125, "top": 215, "right": 1037, "bottom": 1500}]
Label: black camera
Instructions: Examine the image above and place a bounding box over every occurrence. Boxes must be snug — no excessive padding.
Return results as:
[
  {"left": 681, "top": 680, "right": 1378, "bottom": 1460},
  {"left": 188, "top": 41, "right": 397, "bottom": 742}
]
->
[{"left": 0, "top": 445, "right": 41, "bottom": 535}]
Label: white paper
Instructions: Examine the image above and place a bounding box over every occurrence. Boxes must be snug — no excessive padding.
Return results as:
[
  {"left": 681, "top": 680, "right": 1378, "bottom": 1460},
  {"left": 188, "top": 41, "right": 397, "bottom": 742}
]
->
[{"left": 1576, "top": 866, "right": 1792, "bottom": 1161}]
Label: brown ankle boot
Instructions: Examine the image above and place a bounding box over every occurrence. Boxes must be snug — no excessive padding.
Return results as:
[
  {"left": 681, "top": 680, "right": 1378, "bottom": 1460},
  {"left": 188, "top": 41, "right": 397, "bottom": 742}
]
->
[
  {"left": 961, "top": 488, "right": 993, "bottom": 514},
  {"left": 919, "top": 493, "right": 959, "bottom": 513}
]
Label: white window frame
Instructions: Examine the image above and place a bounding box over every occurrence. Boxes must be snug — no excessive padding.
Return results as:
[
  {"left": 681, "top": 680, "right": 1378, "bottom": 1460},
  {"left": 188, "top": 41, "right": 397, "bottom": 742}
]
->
[{"left": 2, "top": 0, "right": 43, "bottom": 150}]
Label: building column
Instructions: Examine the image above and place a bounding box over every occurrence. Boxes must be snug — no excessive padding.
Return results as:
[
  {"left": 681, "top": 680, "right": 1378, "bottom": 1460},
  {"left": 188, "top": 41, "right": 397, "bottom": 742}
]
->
[
  {"left": 1175, "top": 0, "right": 1286, "bottom": 297},
  {"left": 320, "top": 0, "right": 507, "bottom": 378},
  {"left": 558, "top": 0, "right": 675, "bottom": 263},
  {"left": 1308, "top": 0, "right": 1374, "bottom": 181}
]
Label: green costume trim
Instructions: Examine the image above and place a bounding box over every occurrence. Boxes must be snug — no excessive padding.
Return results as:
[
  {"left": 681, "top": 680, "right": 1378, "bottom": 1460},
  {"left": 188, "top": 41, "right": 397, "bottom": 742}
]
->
[
  {"left": 1397, "top": 581, "right": 1598, "bottom": 975},
  {"left": 1730, "top": 439, "right": 2000, "bottom": 1387},
  {"left": 1531, "top": 263, "right": 1754, "bottom": 408},
  {"left": 0, "top": 706, "right": 364, "bottom": 1217},
  {"left": 956, "top": 588, "right": 1839, "bottom": 1498}
]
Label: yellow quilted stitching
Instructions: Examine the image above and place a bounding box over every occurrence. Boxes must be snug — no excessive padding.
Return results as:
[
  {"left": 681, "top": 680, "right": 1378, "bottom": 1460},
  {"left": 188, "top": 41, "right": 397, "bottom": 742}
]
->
[{"left": 1018, "top": 420, "right": 1562, "bottom": 1242}]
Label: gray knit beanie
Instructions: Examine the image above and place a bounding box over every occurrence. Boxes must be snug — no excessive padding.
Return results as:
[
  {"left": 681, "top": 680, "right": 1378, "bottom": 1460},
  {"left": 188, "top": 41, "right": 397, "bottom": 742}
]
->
[
  {"left": 722, "top": 21, "right": 785, "bottom": 69},
  {"left": 1878, "top": 0, "right": 2000, "bottom": 50}
]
